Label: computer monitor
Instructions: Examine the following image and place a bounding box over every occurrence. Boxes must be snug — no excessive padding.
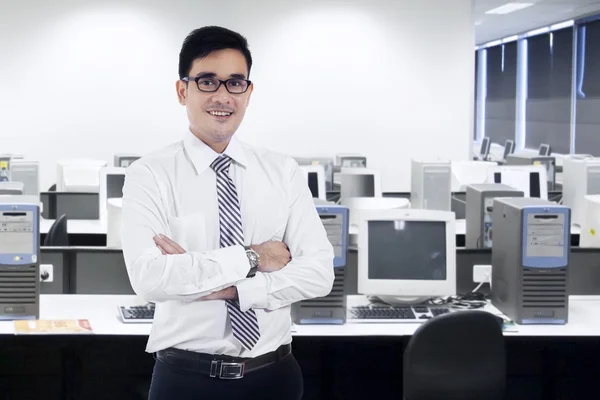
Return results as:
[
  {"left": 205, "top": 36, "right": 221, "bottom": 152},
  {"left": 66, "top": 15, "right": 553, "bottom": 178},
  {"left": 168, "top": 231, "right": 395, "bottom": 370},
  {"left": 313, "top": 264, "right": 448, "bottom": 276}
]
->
[
  {"left": 503, "top": 140, "right": 515, "bottom": 159},
  {"left": 99, "top": 167, "right": 126, "bottom": 227},
  {"left": 580, "top": 195, "right": 600, "bottom": 247},
  {"left": 57, "top": 159, "right": 107, "bottom": 193},
  {"left": 344, "top": 197, "right": 411, "bottom": 245},
  {"left": 106, "top": 198, "right": 123, "bottom": 248},
  {"left": 357, "top": 209, "right": 456, "bottom": 304},
  {"left": 340, "top": 156, "right": 367, "bottom": 168},
  {"left": 539, "top": 143, "right": 552, "bottom": 156},
  {"left": 10, "top": 160, "right": 39, "bottom": 197},
  {"left": 451, "top": 161, "right": 498, "bottom": 192},
  {"left": 562, "top": 157, "right": 600, "bottom": 226},
  {"left": 114, "top": 154, "right": 140, "bottom": 168},
  {"left": 294, "top": 157, "right": 334, "bottom": 191},
  {"left": 486, "top": 165, "right": 548, "bottom": 199},
  {"left": 0, "top": 182, "right": 24, "bottom": 195},
  {"left": 335, "top": 153, "right": 367, "bottom": 167},
  {"left": 339, "top": 168, "right": 382, "bottom": 204},
  {"left": 316, "top": 205, "right": 348, "bottom": 267},
  {"left": 299, "top": 165, "right": 326, "bottom": 200},
  {"left": 479, "top": 137, "right": 491, "bottom": 160}
]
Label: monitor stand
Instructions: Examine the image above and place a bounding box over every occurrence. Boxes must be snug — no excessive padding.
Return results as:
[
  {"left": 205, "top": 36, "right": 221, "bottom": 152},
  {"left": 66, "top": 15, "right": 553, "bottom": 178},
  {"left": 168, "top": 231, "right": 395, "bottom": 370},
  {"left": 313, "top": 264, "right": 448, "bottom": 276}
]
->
[{"left": 368, "top": 295, "right": 430, "bottom": 306}]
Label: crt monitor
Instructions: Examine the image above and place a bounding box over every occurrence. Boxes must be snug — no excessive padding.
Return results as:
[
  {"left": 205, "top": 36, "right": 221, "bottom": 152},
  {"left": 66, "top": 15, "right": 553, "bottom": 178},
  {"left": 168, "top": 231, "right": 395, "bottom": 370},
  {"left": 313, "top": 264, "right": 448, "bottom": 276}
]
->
[
  {"left": 451, "top": 160, "right": 497, "bottom": 192},
  {"left": 539, "top": 143, "right": 552, "bottom": 156},
  {"left": 299, "top": 165, "right": 326, "bottom": 200},
  {"left": 316, "top": 205, "right": 349, "bottom": 267},
  {"left": 57, "top": 159, "right": 107, "bottom": 192},
  {"left": 580, "top": 195, "right": 600, "bottom": 247},
  {"left": 503, "top": 140, "right": 515, "bottom": 159},
  {"left": 486, "top": 165, "right": 548, "bottom": 199},
  {"left": 357, "top": 209, "right": 456, "bottom": 304},
  {"left": 99, "top": 167, "right": 126, "bottom": 227},
  {"left": 339, "top": 168, "right": 382, "bottom": 203},
  {"left": 479, "top": 137, "right": 491, "bottom": 160},
  {"left": 294, "top": 157, "right": 334, "bottom": 191}
]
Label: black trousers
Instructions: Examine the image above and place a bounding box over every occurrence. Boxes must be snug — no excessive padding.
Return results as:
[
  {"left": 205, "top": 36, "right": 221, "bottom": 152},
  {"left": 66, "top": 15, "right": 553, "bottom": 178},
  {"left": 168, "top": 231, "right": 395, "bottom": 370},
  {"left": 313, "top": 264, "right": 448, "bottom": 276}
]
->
[{"left": 148, "top": 352, "right": 304, "bottom": 400}]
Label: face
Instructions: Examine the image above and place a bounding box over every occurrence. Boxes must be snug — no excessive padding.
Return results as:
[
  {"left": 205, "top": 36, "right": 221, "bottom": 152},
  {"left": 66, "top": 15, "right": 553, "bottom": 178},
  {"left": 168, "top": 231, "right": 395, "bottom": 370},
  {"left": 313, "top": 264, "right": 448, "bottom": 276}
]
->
[{"left": 176, "top": 48, "right": 253, "bottom": 151}]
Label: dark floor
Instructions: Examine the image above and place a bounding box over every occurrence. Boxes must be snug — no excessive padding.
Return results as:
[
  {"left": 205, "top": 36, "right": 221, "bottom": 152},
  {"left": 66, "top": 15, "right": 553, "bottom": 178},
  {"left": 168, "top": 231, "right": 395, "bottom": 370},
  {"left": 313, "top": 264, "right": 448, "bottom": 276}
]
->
[{"left": 1, "top": 335, "right": 600, "bottom": 399}]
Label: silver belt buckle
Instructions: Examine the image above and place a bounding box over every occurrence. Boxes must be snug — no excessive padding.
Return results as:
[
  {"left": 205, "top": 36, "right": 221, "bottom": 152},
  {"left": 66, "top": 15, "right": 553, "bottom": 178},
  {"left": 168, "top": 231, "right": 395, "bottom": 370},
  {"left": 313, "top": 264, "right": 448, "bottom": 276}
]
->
[{"left": 210, "top": 360, "right": 245, "bottom": 379}]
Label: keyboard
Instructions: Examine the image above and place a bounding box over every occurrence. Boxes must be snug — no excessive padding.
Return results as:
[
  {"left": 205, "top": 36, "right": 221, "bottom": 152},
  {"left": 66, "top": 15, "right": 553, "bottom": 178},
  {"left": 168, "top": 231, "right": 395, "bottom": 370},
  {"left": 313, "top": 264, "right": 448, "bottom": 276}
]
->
[
  {"left": 348, "top": 305, "right": 450, "bottom": 323},
  {"left": 118, "top": 304, "right": 155, "bottom": 323}
]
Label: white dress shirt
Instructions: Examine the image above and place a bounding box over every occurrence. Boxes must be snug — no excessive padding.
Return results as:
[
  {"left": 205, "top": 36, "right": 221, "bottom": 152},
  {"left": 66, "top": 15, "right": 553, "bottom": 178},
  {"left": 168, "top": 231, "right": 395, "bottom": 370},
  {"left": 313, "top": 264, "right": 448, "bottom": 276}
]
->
[{"left": 121, "top": 130, "right": 335, "bottom": 357}]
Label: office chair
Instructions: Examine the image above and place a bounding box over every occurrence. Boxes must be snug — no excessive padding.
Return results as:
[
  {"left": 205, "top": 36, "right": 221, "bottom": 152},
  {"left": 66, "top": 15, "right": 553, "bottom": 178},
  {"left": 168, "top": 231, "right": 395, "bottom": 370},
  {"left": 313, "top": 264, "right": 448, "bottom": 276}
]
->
[
  {"left": 43, "top": 214, "right": 69, "bottom": 246},
  {"left": 48, "top": 184, "right": 56, "bottom": 191},
  {"left": 403, "top": 310, "right": 506, "bottom": 400}
]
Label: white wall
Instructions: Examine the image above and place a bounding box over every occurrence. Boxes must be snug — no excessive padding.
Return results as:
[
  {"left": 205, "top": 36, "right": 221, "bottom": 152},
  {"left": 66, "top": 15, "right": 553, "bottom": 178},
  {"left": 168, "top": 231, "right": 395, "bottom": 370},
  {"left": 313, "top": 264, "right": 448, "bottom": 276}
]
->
[{"left": 0, "top": 0, "right": 475, "bottom": 192}]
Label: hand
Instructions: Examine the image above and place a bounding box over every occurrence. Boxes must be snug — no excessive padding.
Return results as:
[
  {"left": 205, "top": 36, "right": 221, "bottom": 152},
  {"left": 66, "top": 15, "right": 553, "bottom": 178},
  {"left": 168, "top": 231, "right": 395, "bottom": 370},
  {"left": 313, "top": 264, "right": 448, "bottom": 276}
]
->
[
  {"left": 251, "top": 241, "right": 291, "bottom": 273},
  {"left": 201, "top": 286, "right": 238, "bottom": 301},
  {"left": 153, "top": 234, "right": 186, "bottom": 255}
]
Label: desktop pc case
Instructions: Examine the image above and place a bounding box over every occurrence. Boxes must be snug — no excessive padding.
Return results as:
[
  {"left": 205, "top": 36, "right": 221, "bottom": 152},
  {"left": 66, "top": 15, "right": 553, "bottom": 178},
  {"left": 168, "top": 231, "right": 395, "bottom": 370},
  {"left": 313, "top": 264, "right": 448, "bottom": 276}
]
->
[
  {"left": 506, "top": 154, "right": 556, "bottom": 190},
  {"left": 0, "top": 198, "right": 40, "bottom": 320},
  {"left": 465, "top": 184, "right": 523, "bottom": 249},
  {"left": 292, "top": 205, "right": 349, "bottom": 324},
  {"left": 410, "top": 160, "right": 451, "bottom": 211},
  {"left": 491, "top": 198, "right": 569, "bottom": 325}
]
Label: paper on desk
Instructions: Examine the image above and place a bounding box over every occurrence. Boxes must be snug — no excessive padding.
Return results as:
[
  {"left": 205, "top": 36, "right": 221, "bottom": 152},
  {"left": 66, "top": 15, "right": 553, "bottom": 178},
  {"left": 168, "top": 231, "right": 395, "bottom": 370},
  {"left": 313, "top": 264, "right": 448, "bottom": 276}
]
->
[{"left": 14, "top": 319, "right": 93, "bottom": 334}]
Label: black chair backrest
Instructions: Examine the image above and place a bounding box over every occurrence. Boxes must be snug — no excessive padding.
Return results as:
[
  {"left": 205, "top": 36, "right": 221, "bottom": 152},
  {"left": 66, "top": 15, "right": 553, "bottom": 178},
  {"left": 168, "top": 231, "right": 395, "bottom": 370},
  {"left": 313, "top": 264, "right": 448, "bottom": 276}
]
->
[
  {"left": 403, "top": 310, "right": 506, "bottom": 400},
  {"left": 43, "top": 214, "right": 69, "bottom": 246},
  {"left": 48, "top": 184, "right": 56, "bottom": 192}
]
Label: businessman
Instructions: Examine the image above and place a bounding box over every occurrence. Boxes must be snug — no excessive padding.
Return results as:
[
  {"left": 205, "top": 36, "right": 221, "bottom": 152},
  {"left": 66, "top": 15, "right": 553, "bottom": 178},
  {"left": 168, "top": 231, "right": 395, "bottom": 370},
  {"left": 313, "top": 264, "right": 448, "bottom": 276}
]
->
[{"left": 121, "top": 26, "right": 335, "bottom": 400}]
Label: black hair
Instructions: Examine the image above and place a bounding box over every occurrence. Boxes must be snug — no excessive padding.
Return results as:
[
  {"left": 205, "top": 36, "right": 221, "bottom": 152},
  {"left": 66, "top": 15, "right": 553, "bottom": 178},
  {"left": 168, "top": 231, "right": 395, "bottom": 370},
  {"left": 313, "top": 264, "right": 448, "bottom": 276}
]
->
[{"left": 178, "top": 26, "right": 253, "bottom": 80}]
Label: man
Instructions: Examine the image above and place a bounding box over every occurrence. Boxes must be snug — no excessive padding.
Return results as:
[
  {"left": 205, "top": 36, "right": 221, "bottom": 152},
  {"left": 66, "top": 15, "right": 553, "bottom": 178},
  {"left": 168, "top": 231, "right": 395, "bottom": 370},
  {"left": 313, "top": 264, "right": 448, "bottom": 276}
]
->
[{"left": 121, "top": 26, "right": 334, "bottom": 400}]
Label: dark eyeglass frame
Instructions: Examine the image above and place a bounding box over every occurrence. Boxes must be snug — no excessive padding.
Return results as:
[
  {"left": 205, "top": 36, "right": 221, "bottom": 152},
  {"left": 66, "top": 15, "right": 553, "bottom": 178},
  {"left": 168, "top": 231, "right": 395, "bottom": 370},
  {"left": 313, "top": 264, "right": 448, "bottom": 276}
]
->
[{"left": 181, "top": 76, "right": 252, "bottom": 94}]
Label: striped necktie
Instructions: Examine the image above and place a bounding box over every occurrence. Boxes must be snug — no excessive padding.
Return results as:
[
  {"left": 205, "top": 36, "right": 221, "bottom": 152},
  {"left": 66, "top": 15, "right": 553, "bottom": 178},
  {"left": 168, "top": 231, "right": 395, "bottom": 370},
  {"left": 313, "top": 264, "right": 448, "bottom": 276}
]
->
[{"left": 210, "top": 155, "right": 261, "bottom": 351}]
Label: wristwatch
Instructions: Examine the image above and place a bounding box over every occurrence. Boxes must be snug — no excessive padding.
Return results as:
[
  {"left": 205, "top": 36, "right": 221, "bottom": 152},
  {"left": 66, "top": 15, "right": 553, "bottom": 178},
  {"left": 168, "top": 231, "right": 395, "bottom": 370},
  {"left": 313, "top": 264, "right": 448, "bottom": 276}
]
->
[{"left": 244, "top": 246, "right": 259, "bottom": 278}]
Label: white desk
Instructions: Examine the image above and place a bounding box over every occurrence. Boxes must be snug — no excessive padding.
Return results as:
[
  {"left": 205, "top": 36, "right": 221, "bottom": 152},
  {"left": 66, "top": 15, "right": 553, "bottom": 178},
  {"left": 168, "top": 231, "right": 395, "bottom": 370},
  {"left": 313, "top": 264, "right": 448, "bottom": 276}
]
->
[
  {"left": 40, "top": 219, "right": 106, "bottom": 235},
  {"left": 1, "top": 295, "right": 599, "bottom": 337}
]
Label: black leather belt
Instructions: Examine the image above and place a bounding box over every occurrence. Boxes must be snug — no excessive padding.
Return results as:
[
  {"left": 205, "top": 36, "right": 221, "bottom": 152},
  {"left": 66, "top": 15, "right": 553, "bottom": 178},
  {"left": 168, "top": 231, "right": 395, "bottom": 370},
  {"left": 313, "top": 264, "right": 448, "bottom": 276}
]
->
[{"left": 155, "top": 343, "right": 292, "bottom": 379}]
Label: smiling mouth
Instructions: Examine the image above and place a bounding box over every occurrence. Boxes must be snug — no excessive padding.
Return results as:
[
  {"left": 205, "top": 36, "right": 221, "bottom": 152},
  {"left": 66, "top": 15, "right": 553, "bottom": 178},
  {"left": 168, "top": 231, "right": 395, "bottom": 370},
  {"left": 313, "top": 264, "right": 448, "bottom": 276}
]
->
[{"left": 207, "top": 111, "right": 232, "bottom": 117}]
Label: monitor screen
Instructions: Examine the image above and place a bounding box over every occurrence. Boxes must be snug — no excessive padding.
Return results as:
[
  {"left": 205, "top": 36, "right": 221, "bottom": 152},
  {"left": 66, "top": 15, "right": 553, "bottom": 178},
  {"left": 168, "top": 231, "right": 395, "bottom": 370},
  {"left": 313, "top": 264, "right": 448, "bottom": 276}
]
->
[
  {"left": 503, "top": 140, "right": 514, "bottom": 159},
  {"left": 307, "top": 172, "right": 319, "bottom": 198},
  {"left": 343, "top": 175, "right": 375, "bottom": 198},
  {"left": 107, "top": 174, "right": 126, "bottom": 199},
  {"left": 480, "top": 137, "right": 490, "bottom": 157},
  {"left": 367, "top": 220, "right": 447, "bottom": 280},
  {"left": 539, "top": 144, "right": 551, "bottom": 156}
]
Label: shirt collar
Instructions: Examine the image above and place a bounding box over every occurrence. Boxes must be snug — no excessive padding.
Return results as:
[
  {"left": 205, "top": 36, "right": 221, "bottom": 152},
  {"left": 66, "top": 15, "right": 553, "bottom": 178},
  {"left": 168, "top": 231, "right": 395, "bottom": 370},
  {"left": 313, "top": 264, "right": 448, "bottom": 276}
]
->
[{"left": 183, "top": 129, "right": 248, "bottom": 174}]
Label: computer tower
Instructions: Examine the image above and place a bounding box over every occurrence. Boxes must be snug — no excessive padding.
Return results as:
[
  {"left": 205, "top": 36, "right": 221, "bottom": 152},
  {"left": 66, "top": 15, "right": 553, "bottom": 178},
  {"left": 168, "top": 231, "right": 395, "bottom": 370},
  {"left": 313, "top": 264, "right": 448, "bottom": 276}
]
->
[
  {"left": 410, "top": 160, "right": 451, "bottom": 211},
  {"left": 506, "top": 154, "right": 556, "bottom": 191},
  {"left": 562, "top": 157, "right": 600, "bottom": 226},
  {"left": 491, "top": 198, "right": 569, "bottom": 324},
  {"left": 292, "top": 205, "right": 348, "bottom": 324},
  {"left": 0, "top": 197, "right": 40, "bottom": 320},
  {"left": 465, "top": 184, "right": 523, "bottom": 248},
  {"left": 10, "top": 160, "right": 40, "bottom": 197}
]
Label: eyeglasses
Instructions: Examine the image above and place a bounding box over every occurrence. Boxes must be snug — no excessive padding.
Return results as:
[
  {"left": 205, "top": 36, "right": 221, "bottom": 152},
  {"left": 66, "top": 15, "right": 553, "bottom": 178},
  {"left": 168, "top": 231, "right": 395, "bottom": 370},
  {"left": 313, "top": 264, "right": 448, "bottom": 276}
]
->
[{"left": 182, "top": 76, "right": 252, "bottom": 94}]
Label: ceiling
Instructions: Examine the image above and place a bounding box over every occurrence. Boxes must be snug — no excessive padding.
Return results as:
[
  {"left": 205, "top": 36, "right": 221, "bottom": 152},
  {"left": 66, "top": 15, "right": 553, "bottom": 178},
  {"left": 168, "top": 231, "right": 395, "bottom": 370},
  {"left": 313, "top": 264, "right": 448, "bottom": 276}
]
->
[{"left": 475, "top": 0, "right": 600, "bottom": 44}]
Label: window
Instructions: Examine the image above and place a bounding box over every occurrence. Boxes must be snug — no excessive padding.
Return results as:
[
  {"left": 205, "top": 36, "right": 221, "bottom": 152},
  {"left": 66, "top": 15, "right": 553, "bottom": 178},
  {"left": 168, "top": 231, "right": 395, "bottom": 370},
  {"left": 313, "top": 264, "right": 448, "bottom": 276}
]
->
[
  {"left": 484, "top": 42, "right": 517, "bottom": 145},
  {"left": 575, "top": 19, "right": 600, "bottom": 155},
  {"left": 525, "top": 28, "right": 573, "bottom": 154},
  {"left": 474, "top": 50, "right": 479, "bottom": 140}
]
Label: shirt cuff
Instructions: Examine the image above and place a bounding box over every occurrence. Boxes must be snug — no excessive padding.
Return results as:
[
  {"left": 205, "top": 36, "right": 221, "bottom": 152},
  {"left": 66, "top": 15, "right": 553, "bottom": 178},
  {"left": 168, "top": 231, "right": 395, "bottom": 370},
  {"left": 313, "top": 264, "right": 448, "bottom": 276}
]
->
[
  {"left": 236, "top": 272, "right": 268, "bottom": 311},
  {"left": 203, "top": 245, "right": 250, "bottom": 282}
]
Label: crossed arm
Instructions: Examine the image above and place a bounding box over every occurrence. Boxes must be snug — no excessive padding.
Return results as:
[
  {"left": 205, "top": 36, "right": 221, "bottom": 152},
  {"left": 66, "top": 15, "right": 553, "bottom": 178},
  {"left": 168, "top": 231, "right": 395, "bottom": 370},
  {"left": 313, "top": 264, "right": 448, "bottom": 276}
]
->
[{"left": 121, "top": 161, "right": 335, "bottom": 311}]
